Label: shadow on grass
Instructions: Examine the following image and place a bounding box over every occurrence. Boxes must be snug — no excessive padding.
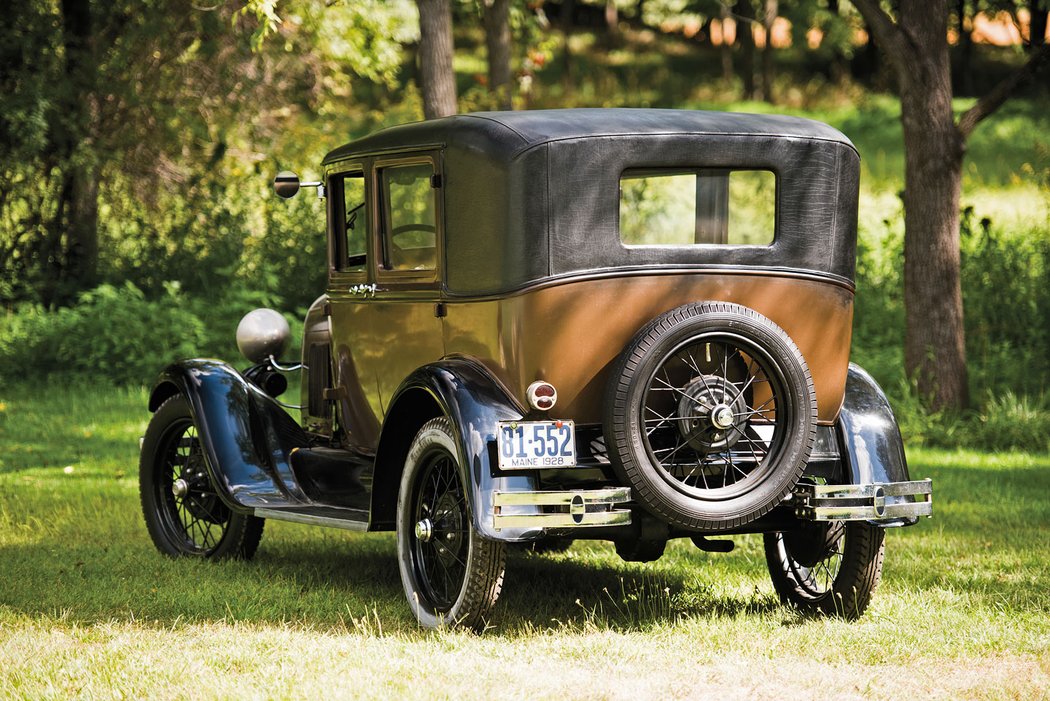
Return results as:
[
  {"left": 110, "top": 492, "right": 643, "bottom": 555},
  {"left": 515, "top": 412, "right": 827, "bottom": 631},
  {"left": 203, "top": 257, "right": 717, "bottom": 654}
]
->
[
  {"left": 3, "top": 453, "right": 1048, "bottom": 634},
  {"left": 0, "top": 526, "right": 782, "bottom": 635}
]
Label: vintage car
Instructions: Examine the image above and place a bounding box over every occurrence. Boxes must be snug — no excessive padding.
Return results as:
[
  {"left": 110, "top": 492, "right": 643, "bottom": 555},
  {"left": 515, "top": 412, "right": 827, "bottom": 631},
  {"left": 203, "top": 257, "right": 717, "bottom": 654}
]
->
[{"left": 139, "top": 109, "right": 932, "bottom": 629}]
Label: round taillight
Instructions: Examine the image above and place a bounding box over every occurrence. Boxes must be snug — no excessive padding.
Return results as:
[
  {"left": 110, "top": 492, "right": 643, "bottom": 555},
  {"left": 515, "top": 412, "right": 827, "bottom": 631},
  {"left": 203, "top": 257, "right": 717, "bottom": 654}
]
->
[{"left": 526, "top": 381, "right": 558, "bottom": 411}]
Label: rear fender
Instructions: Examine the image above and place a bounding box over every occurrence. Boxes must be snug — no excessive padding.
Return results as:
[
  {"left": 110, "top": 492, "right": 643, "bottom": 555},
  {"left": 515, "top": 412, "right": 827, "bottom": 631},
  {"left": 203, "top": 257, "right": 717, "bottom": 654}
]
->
[
  {"left": 834, "top": 363, "right": 921, "bottom": 526},
  {"left": 375, "top": 358, "right": 536, "bottom": 541},
  {"left": 148, "top": 359, "right": 310, "bottom": 512}
]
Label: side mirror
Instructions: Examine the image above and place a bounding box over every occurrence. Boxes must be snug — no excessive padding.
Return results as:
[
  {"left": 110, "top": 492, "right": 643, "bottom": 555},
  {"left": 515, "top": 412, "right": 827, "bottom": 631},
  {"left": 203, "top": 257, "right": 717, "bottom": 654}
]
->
[{"left": 274, "top": 171, "right": 301, "bottom": 199}]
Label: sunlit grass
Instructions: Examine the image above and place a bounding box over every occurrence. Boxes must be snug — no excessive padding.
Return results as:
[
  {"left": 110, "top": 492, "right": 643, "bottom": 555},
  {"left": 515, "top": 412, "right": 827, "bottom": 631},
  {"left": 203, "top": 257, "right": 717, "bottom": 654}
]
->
[{"left": 1, "top": 385, "right": 1048, "bottom": 698}]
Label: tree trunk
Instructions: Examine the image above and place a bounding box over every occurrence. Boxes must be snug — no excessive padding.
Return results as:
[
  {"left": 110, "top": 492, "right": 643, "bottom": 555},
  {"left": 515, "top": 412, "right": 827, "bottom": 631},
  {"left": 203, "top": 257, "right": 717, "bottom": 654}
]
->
[
  {"left": 604, "top": 0, "right": 620, "bottom": 45},
  {"left": 719, "top": 4, "right": 734, "bottom": 82},
  {"left": 415, "top": 0, "right": 457, "bottom": 119},
  {"left": 827, "top": 0, "right": 848, "bottom": 84},
  {"left": 482, "top": 0, "right": 513, "bottom": 110},
  {"left": 851, "top": 0, "right": 1049, "bottom": 410},
  {"left": 900, "top": 85, "right": 969, "bottom": 411},
  {"left": 561, "top": 0, "right": 576, "bottom": 89},
  {"left": 53, "top": 0, "right": 99, "bottom": 305},
  {"left": 957, "top": 0, "right": 974, "bottom": 95},
  {"left": 760, "top": 0, "right": 776, "bottom": 103},
  {"left": 850, "top": 0, "right": 969, "bottom": 410},
  {"left": 851, "top": 20, "right": 881, "bottom": 83},
  {"left": 1030, "top": 5, "right": 1048, "bottom": 51},
  {"left": 735, "top": 0, "right": 756, "bottom": 100}
]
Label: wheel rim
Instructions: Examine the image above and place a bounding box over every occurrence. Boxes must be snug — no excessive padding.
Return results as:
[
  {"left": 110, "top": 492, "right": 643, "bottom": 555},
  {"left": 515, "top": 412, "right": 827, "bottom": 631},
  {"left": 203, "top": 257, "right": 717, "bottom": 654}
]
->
[
  {"left": 638, "top": 331, "right": 791, "bottom": 500},
  {"left": 155, "top": 418, "right": 231, "bottom": 555},
  {"left": 775, "top": 526, "right": 845, "bottom": 600},
  {"left": 411, "top": 449, "right": 469, "bottom": 614}
]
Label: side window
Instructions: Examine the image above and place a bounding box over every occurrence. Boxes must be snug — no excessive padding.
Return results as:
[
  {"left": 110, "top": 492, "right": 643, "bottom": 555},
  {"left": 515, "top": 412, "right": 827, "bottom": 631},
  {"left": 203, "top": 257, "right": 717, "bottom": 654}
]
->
[
  {"left": 619, "top": 169, "right": 776, "bottom": 247},
  {"left": 379, "top": 162, "right": 437, "bottom": 272},
  {"left": 340, "top": 172, "right": 368, "bottom": 271}
]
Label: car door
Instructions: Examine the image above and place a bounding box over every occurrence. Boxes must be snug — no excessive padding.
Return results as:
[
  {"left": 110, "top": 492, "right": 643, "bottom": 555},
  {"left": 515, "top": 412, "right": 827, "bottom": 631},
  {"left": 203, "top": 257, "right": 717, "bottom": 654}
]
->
[
  {"left": 361, "top": 152, "right": 446, "bottom": 414},
  {"left": 326, "top": 163, "right": 384, "bottom": 451}
]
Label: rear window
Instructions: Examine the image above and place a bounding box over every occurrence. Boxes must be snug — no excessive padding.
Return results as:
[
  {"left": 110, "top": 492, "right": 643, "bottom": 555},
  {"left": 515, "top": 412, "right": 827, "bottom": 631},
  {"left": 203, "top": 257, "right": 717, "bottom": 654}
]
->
[{"left": 619, "top": 169, "right": 776, "bottom": 247}]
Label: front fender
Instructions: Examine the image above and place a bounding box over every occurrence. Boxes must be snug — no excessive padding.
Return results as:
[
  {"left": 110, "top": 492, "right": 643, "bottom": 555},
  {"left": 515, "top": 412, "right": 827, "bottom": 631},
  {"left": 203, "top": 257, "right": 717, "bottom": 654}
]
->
[
  {"left": 148, "top": 359, "right": 310, "bottom": 511},
  {"left": 381, "top": 358, "right": 538, "bottom": 541}
]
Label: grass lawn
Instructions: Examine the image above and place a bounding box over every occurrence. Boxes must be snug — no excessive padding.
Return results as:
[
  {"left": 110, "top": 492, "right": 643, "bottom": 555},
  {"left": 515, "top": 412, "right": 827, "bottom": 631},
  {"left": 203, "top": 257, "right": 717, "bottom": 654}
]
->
[{"left": 1, "top": 384, "right": 1048, "bottom": 700}]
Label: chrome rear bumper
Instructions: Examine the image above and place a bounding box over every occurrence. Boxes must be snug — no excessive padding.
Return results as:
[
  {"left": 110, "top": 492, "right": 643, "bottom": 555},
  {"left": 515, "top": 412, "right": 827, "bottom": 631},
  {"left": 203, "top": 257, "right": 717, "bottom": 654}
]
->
[
  {"left": 793, "top": 479, "right": 933, "bottom": 523},
  {"left": 492, "top": 487, "right": 632, "bottom": 530}
]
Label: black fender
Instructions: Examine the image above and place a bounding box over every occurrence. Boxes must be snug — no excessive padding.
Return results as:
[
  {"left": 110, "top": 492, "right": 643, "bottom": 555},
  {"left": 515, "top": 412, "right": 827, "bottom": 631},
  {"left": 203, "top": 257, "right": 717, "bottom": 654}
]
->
[
  {"left": 836, "top": 363, "right": 916, "bottom": 526},
  {"left": 374, "top": 357, "right": 537, "bottom": 541},
  {"left": 148, "top": 359, "right": 310, "bottom": 512}
]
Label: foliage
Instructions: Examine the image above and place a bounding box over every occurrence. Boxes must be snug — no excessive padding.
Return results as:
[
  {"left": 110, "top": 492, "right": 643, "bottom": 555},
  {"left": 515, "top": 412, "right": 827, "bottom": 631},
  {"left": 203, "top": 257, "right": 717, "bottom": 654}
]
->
[
  {"left": 0, "top": 281, "right": 304, "bottom": 387},
  {"left": 0, "top": 283, "right": 206, "bottom": 387}
]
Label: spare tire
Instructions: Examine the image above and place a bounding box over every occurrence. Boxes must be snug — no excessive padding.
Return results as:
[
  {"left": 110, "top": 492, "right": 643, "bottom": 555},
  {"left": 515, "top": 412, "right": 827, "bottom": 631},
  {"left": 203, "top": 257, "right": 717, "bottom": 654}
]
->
[{"left": 603, "top": 302, "right": 816, "bottom": 531}]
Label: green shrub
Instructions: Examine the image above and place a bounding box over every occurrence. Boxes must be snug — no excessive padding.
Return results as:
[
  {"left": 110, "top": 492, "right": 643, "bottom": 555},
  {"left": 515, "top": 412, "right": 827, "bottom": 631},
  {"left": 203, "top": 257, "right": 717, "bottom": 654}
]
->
[
  {"left": 0, "top": 282, "right": 306, "bottom": 387},
  {"left": 0, "top": 283, "right": 206, "bottom": 386}
]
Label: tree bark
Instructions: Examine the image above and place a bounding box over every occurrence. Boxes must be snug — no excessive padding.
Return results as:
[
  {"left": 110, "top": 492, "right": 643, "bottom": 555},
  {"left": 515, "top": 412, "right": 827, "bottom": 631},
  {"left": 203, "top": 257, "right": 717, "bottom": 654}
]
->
[
  {"left": 50, "top": 0, "right": 99, "bottom": 306},
  {"left": 415, "top": 0, "right": 457, "bottom": 119},
  {"left": 760, "top": 0, "right": 777, "bottom": 103},
  {"left": 850, "top": 0, "right": 1049, "bottom": 410},
  {"left": 850, "top": 0, "right": 968, "bottom": 410},
  {"left": 734, "top": 0, "right": 756, "bottom": 100},
  {"left": 482, "top": 0, "right": 513, "bottom": 110},
  {"left": 957, "top": 0, "right": 974, "bottom": 95},
  {"left": 604, "top": 0, "right": 620, "bottom": 45},
  {"left": 719, "top": 3, "right": 734, "bottom": 82},
  {"left": 1029, "top": 4, "right": 1048, "bottom": 52}
]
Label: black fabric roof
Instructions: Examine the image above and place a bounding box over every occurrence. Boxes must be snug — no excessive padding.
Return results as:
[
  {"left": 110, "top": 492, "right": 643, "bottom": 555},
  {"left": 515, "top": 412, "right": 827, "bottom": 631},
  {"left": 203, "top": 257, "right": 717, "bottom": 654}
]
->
[
  {"left": 322, "top": 108, "right": 856, "bottom": 164},
  {"left": 321, "top": 109, "right": 860, "bottom": 295}
]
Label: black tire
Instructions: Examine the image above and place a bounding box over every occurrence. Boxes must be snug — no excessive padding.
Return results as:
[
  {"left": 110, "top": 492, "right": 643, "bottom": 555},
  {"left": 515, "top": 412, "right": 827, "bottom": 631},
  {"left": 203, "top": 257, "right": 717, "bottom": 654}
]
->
[
  {"left": 764, "top": 521, "right": 885, "bottom": 619},
  {"left": 139, "top": 395, "right": 264, "bottom": 559},
  {"left": 397, "top": 418, "right": 506, "bottom": 630},
  {"left": 604, "top": 302, "right": 817, "bottom": 531}
]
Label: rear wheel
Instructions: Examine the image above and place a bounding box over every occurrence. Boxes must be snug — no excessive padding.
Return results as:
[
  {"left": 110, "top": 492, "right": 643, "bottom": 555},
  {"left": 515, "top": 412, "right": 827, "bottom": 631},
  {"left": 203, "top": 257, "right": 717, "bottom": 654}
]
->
[
  {"left": 763, "top": 521, "right": 885, "bottom": 619},
  {"left": 139, "top": 395, "right": 264, "bottom": 559},
  {"left": 397, "top": 418, "right": 506, "bottom": 630}
]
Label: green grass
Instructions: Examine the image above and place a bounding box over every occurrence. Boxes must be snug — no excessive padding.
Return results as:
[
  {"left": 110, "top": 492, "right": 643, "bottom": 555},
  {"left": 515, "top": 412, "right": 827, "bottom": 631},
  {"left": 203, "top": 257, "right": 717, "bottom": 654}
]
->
[{"left": 1, "top": 383, "right": 1048, "bottom": 699}]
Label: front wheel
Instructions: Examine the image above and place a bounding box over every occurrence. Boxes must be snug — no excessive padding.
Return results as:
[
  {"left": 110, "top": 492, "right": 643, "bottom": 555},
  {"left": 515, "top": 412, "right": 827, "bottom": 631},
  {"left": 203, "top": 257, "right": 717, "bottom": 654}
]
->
[
  {"left": 763, "top": 521, "right": 885, "bottom": 619},
  {"left": 397, "top": 418, "right": 506, "bottom": 630},
  {"left": 139, "top": 395, "right": 264, "bottom": 559}
]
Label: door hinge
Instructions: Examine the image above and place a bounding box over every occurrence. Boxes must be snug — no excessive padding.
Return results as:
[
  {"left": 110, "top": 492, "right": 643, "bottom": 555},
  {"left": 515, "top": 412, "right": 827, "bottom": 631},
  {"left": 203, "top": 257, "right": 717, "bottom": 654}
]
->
[
  {"left": 434, "top": 302, "right": 447, "bottom": 318},
  {"left": 322, "top": 386, "right": 347, "bottom": 402},
  {"left": 430, "top": 173, "right": 442, "bottom": 189}
]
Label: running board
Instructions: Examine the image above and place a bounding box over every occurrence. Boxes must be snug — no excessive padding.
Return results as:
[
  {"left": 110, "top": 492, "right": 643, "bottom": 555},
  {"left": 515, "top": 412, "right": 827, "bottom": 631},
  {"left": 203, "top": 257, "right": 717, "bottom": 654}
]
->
[{"left": 254, "top": 505, "right": 369, "bottom": 532}]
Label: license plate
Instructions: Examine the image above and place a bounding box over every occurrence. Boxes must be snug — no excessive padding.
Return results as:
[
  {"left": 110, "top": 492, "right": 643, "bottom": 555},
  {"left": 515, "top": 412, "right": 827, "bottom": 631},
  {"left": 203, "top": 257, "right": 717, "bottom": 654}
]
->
[{"left": 497, "top": 421, "right": 576, "bottom": 470}]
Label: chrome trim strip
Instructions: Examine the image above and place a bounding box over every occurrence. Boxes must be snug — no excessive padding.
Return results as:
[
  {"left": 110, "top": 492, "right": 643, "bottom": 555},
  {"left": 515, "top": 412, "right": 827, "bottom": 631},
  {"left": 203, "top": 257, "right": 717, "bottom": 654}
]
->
[
  {"left": 794, "top": 479, "right": 933, "bottom": 522},
  {"left": 492, "top": 487, "right": 632, "bottom": 530},
  {"left": 254, "top": 508, "right": 369, "bottom": 532},
  {"left": 492, "top": 511, "right": 631, "bottom": 529},
  {"left": 494, "top": 487, "right": 631, "bottom": 507}
]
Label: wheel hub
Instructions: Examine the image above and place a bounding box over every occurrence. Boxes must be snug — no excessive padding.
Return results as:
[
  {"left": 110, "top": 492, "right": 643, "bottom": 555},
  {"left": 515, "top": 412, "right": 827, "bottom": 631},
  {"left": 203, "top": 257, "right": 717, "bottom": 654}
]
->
[
  {"left": 415, "top": 518, "right": 434, "bottom": 543},
  {"left": 172, "top": 479, "right": 189, "bottom": 498},
  {"left": 676, "top": 375, "right": 748, "bottom": 451}
]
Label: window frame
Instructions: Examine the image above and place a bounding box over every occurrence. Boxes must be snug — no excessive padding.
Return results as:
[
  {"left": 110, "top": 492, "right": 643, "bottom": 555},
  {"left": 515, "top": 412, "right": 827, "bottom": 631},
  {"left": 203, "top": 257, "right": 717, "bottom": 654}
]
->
[
  {"left": 326, "top": 162, "right": 371, "bottom": 285},
  {"left": 617, "top": 167, "right": 779, "bottom": 249},
  {"left": 373, "top": 152, "right": 443, "bottom": 286}
]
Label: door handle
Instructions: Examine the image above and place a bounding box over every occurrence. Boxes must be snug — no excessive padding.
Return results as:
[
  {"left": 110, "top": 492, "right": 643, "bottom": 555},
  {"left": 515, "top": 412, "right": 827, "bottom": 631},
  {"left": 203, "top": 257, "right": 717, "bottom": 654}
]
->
[{"left": 348, "top": 283, "right": 378, "bottom": 297}]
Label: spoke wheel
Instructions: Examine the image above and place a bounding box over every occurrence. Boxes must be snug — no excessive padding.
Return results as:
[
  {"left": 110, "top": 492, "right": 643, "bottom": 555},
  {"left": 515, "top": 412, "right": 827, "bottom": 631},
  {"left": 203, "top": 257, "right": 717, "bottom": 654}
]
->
[
  {"left": 764, "top": 521, "right": 885, "bottom": 619},
  {"left": 397, "top": 418, "right": 505, "bottom": 630},
  {"left": 639, "top": 332, "right": 788, "bottom": 498},
  {"left": 140, "top": 396, "right": 263, "bottom": 559},
  {"left": 605, "top": 302, "right": 816, "bottom": 530}
]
